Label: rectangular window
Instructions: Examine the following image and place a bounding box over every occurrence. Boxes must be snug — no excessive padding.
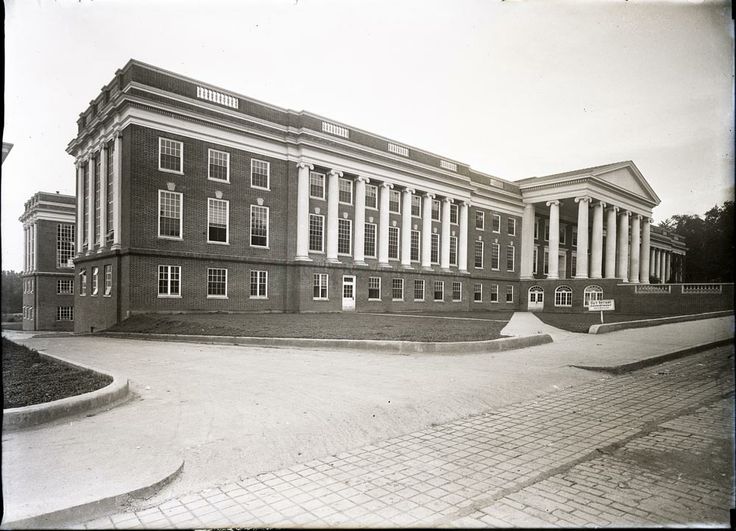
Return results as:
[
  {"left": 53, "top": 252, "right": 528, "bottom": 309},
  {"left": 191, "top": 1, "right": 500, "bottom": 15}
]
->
[
  {"left": 473, "top": 283, "right": 482, "bottom": 302},
  {"left": 560, "top": 224, "right": 567, "bottom": 245},
  {"left": 79, "top": 269, "right": 87, "bottom": 296},
  {"left": 433, "top": 281, "right": 444, "bottom": 302},
  {"left": 250, "top": 205, "right": 269, "bottom": 248},
  {"left": 106, "top": 141, "right": 114, "bottom": 244},
  {"left": 414, "top": 279, "right": 425, "bottom": 301},
  {"left": 159, "top": 138, "right": 183, "bottom": 173},
  {"left": 411, "top": 195, "right": 422, "bottom": 217},
  {"left": 572, "top": 227, "right": 578, "bottom": 247},
  {"left": 452, "top": 282, "right": 462, "bottom": 302},
  {"left": 533, "top": 246, "right": 539, "bottom": 274},
  {"left": 364, "top": 223, "right": 377, "bottom": 257},
  {"left": 388, "top": 226, "right": 400, "bottom": 260},
  {"left": 57, "top": 224, "right": 75, "bottom": 268},
  {"left": 508, "top": 218, "right": 516, "bottom": 236},
  {"left": 450, "top": 204, "right": 459, "bottom": 224},
  {"left": 449, "top": 236, "right": 458, "bottom": 266},
  {"left": 432, "top": 200, "right": 440, "bottom": 221},
  {"left": 368, "top": 277, "right": 381, "bottom": 300},
  {"left": 544, "top": 220, "right": 550, "bottom": 241},
  {"left": 207, "top": 268, "right": 227, "bottom": 298},
  {"left": 158, "top": 190, "right": 182, "bottom": 239},
  {"left": 490, "top": 285, "right": 499, "bottom": 303},
  {"left": 104, "top": 265, "right": 112, "bottom": 296},
  {"left": 158, "top": 265, "right": 181, "bottom": 297},
  {"left": 534, "top": 216, "right": 540, "bottom": 240},
  {"left": 431, "top": 233, "right": 440, "bottom": 264},
  {"left": 57, "top": 279, "right": 74, "bottom": 294},
  {"left": 338, "top": 218, "right": 352, "bottom": 255},
  {"left": 339, "top": 178, "right": 353, "bottom": 204},
  {"left": 309, "top": 172, "right": 325, "bottom": 199},
  {"left": 250, "top": 159, "right": 270, "bottom": 189},
  {"left": 309, "top": 214, "right": 325, "bottom": 253},
  {"left": 572, "top": 252, "right": 577, "bottom": 277},
  {"left": 544, "top": 248, "right": 549, "bottom": 275},
  {"left": 392, "top": 278, "right": 404, "bottom": 301},
  {"left": 57, "top": 306, "right": 74, "bottom": 321},
  {"left": 83, "top": 162, "right": 89, "bottom": 248},
  {"left": 475, "top": 210, "right": 484, "bottom": 230},
  {"left": 91, "top": 267, "right": 99, "bottom": 296},
  {"left": 313, "top": 273, "right": 328, "bottom": 300},
  {"left": 208, "top": 198, "right": 229, "bottom": 243},
  {"left": 506, "top": 286, "right": 514, "bottom": 303},
  {"left": 507, "top": 245, "right": 515, "bottom": 272},
  {"left": 492, "top": 214, "right": 501, "bottom": 233},
  {"left": 250, "top": 270, "right": 268, "bottom": 299},
  {"left": 389, "top": 190, "right": 401, "bottom": 213},
  {"left": 208, "top": 149, "right": 230, "bottom": 182},
  {"left": 94, "top": 155, "right": 101, "bottom": 246},
  {"left": 410, "top": 230, "right": 420, "bottom": 262},
  {"left": 491, "top": 243, "right": 500, "bottom": 270},
  {"left": 365, "top": 184, "right": 378, "bottom": 209},
  {"left": 474, "top": 240, "right": 484, "bottom": 268}
]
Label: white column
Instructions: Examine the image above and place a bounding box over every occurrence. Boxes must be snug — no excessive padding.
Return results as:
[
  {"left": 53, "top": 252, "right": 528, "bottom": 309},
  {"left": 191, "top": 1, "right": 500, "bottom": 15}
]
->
[
  {"left": 295, "top": 161, "right": 313, "bottom": 261},
  {"left": 458, "top": 201, "right": 469, "bottom": 273},
  {"left": 520, "top": 203, "right": 535, "bottom": 280},
  {"left": 658, "top": 250, "right": 665, "bottom": 282},
  {"left": 98, "top": 145, "right": 108, "bottom": 251},
  {"left": 665, "top": 251, "right": 671, "bottom": 283},
  {"left": 653, "top": 249, "right": 660, "bottom": 282},
  {"left": 76, "top": 161, "right": 84, "bottom": 255},
  {"left": 421, "top": 193, "right": 434, "bottom": 269},
  {"left": 326, "top": 169, "right": 341, "bottom": 263},
  {"left": 87, "top": 152, "right": 96, "bottom": 254},
  {"left": 378, "top": 182, "right": 393, "bottom": 267},
  {"left": 617, "top": 210, "right": 630, "bottom": 282},
  {"left": 604, "top": 205, "right": 618, "bottom": 278},
  {"left": 440, "top": 198, "right": 452, "bottom": 271},
  {"left": 630, "top": 215, "right": 641, "bottom": 284},
  {"left": 353, "top": 176, "right": 369, "bottom": 265},
  {"left": 112, "top": 133, "right": 122, "bottom": 250},
  {"left": 650, "top": 248, "right": 655, "bottom": 278},
  {"left": 640, "top": 217, "right": 651, "bottom": 284},
  {"left": 574, "top": 197, "right": 590, "bottom": 279},
  {"left": 546, "top": 200, "right": 560, "bottom": 279},
  {"left": 590, "top": 201, "right": 604, "bottom": 279},
  {"left": 401, "top": 188, "right": 414, "bottom": 268}
]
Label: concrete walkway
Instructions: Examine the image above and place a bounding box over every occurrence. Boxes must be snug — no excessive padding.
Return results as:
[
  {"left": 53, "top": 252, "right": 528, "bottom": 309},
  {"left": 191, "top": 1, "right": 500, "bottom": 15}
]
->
[{"left": 1, "top": 314, "right": 733, "bottom": 527}]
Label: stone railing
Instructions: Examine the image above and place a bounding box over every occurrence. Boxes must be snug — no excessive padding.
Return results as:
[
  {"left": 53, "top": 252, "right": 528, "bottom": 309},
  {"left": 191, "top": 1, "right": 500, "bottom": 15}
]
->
[
  {"left": 635, "top": 284, "right": 671, "bottom": 294},
  {"left": 681, "top": 283, "right": 724, "bottom": 294}
]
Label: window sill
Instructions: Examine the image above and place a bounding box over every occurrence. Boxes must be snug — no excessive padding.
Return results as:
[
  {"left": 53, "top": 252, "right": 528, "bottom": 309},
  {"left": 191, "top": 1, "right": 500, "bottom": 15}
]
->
[
  {"left": 339, "top": 201, "right": 353, "bottom": 206},
  {"left": 158, "top": 167, "right": 184, "bottom": 175},
  {"left": 392, "top": 298, "right": 404, "bottom": 302},
  {"left": 251, "top": 244, "right": 270, "bottom": 249},
  {"left": 249, "top": 296, "right": 268, "bottom": 300},
  {"left": 309, "top": 196, "right": 326, "bottom": 201},
  {"left": 158, "top": 295, "right": 182, "bottom": 299},
  {"left": 251, "top": 185, "right": 270, "bottom": 191},
  {"left": 207, "top": 241, "right": 230, "bottom": 246},
  {"left": 313, "top": 298, "right": 329, "bottom": 301},
  {"left": 207, "top": 295, "right": 228, "bottom": 299},
  {"left": 158, "top": 236, "right": 183, "bottom": 241},
  {"left": 368, "top": 298, "right": 381, "bottom": 302},
  {"left": 414, "top": 299, "right": 425, "bottom": 302},
  {"left": 208, "top": 177, "right": 230, "bottom": 184}
]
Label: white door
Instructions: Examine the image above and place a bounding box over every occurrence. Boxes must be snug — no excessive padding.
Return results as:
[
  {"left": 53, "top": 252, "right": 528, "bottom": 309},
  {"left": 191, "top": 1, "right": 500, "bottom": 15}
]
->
[
  {"left": 342, "top": 276, "right": 356, "bottom": 311},
  {"left": 558, "top": 251, "right": 567, "bottom": 280},
  {"left": 528, "top": 286, "right": 544, "bottom": 311}
]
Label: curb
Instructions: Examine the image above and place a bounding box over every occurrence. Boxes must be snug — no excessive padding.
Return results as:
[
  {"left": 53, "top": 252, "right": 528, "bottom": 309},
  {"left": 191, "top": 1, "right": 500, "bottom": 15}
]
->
[
  {"left": 2, "top": 351, "right": 131, "bottom": 431},
  {"left": 95, "top": 331, "right": 554, "bottom": 354},
  {"left": 1, "top": 459, "right": 184, "bottom": 530},
  {"left": 588, "top": 310, "right": 734, "bottom": 334},
  {"left": 571, "top": 337, "right": 734, "bottom": 375}
]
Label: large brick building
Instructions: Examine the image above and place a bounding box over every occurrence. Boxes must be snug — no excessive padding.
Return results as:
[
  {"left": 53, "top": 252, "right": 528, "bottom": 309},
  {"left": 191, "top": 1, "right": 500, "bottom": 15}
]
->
[
  {"left": 19, "top": 192, "right": 76, "bottom": 331},
  {"left": 67, "top": 60, "right": 708, "bottom": 333}
]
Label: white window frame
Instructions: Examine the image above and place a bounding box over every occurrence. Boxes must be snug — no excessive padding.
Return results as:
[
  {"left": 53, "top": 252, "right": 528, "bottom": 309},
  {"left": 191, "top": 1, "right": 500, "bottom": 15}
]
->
[
  {"left": 506, "top": 285, "right": 514, "bottom": 303},
  {"left": 250, "top": 205, "right": 270, "bottom": 248},
  {"left": 91, "top": 267, "right": 99, "bottom": 296},
  {"left": 207, "top": 268, "right": 228, "bottom": 299},
  {"left": 389, "top": 190, "right": 401, "bottom": 214},
  {"left": 365, "top": 184, "right": 378, "bottom": 209},
  {"left": 473, "top": 283, "right": 483, "bottom": 303},
  {"left": 411, "top": 195, "right": 422, "bottom": 218},
  {"left": 364, "top": 222, "right": 377, "bottom": 258},
  {"left": 431, "top": 233, "right": 440, "bottom": 264},
  {"left": 388, "top": 226, "right": 400, "bottom": 261},
  {"left": 79, "top": 269, "right": 87, "bottom": 296},
  {"left": 56, "top": 306, "right": 74, "bottom": 321},
  {"left": 507, "top": 244, "right": 515, "bottom": 272},
  {"left": 338, "top": 178, "right": 353, "bottom": 205},
  {"left": 583, "top": 285, "right": 604, "bottom": 308},
  {"left": 104, "top": 265, "right": 112, "bottom": 296},
  {"left": 368, "top": 277, "right": 381, "bottom": 301},
  {"left": 309, "top": 213, "right": 325, "bottom": 253},
  {"left": 338, "top": 218, "right": 352, "bottom": 256},
  {"left": 309, "top": 171, "right": 326, "bottom": 200},
  {"left": 313, "top": 273, "right": 329, "bottom": 300},
  {"left": 534, "top": 217, "right": 540, "bottom": 240},
  {"left": 208, "top": 198, "right": 230, "bottom": 245},
  {"left": 250, "top": 270, "right": 268, "bottom": 299},
  {"left": 572, "top": 226, "right": 578, "bottom": 248},
  {"left": 158, "top": 137, "right": 183, "bottom": 174},
  {"left": 450, "top": 204, "right": 459, "bottom": 225},
  {"left": 158, "top": 265, "right": 181, "bottom": 298},
  {"left": 475, "top": 210, "right": 485, "bottom": 230},
  {"left": 533, "top": 246, "right": 539, "bottom": 275},
  {"left": 158, "top": 190, "right": 183, "bottom": 240},
  {"left": 474, "top": 240, "right": 484, "bottom": 269},
  {"left": 57, "top": 223, "right": 75, "bottom": 268},
  {"left": 414, "top": 279, "right": 425, "bottom": 302},
  {"left": 492, "top": 214, "right": 501, "bottom": 233},
  {"left": 250, "top": 159, "right": 270, "bottom": 190},
  {"left": 433, "top": 280, "right": 444, "bottom": 302},
  {"left": 491, "top": 243, "right": 500, "bottom": 271},
  {"left": 490, "top": 284, "right": 499, "bottom": 303},
  {"left": 410, "top": 230, "right": 421, "bottom": 263},
  {"left": 452, "top": 281, "right": 462, "bottom": 302},
  {"left": 554, "top": 285, "right": 573, "bottom": 307},
  {"left": 208, "top": 148, "right": 230, "bottom": 183},
  {"left": 508, "top": 218, "right": 517, "bottom": 236},
  {"left": 431, "top": 200, "right": 441, "bottom": 221},
  {"left": 449, "top": 236, "right": 458, "bottom": 266},
  {"left": 392, "top": 278, "right": 404, "bottom": 301},
  {"left": 57, "top": 279, "right": 74, "bottom": 295}
]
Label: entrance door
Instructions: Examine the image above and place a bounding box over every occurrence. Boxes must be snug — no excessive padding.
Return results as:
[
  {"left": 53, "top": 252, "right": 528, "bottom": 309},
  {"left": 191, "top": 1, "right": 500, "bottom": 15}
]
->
[
  {"left": 558, "top": 251, "right": 567, "bottom": 280},
  {"left": 528, "top": 286, "right": 544, "bottom": 311},
  {"left": 342, "top": 276, "right": 356, "bottom": 311}
]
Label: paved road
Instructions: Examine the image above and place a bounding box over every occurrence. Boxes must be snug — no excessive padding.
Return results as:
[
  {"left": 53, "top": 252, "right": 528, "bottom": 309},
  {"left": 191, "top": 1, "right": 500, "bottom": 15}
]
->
[{"left": 78, "top": 345, "right": 734, "bottom": 528}]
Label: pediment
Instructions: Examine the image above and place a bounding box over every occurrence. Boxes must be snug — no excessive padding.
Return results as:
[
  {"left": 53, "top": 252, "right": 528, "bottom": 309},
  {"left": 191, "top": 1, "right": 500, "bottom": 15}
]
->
[{"left": 590, "top": 162, "right": 660, "bottom": 205}]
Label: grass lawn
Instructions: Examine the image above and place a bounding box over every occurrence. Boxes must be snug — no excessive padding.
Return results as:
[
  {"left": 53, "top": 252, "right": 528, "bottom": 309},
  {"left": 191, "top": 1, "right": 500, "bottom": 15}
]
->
[
  {"left": 2, "top": 337, "right": 112, "bottom": 408},
  {"left": 108, "top": 311, "right": 514, "bottom": 342},
  {"left": 535, "top": 311, "right": 732, "bottom": 333}
]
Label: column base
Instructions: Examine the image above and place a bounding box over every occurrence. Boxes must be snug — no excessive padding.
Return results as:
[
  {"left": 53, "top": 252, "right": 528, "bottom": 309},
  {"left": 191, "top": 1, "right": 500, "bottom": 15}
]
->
[
  {"left": 294, "top": 255, "right": 312, "bottom": 262},
  {"left": 546, "top": 275, "right": 559, "bottom": 280},
  {"left": 574, "top": 275, "right": 589, "bottom": 280},
  {"left": 327, "top": 258, "right": 341, "bottom": 264},
  {"left": 520, "top": 275, "right": 534, "bottom": 280},
  {"left": 642, "top": 280, "right": 650, "bottom": 285},
  {"left": 422, "top": 266, "right": 434, "bottom": 271},
  {"left": 354, "top": 260, "right": 368, "bottom": 267},
  {"left": 97, "top": 247, "right": 106, "bottom": 254},
  {"left": 441, "top": 267, "right": 451, "bottom": 273},
  {"left": 401, "top": 264, "right": 414, "bottom": 270},
  {"left": 111, "top": 244, "right": 121, "bottom": 250},
  {"left": 458, "top": 269, "right": 469, "bottom": 274},
  {"left": 629, "top": 280, "right": 640, "bottom": 284},
  {"left": 379, "top": 262, "right": 392, "bottom": 269}
]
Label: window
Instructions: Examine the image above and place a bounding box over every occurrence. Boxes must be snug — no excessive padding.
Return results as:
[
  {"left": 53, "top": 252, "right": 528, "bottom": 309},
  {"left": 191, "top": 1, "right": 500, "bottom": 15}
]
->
[
  {"left": 506, "top": 286, "right": 514, "bottom": 303},
  {"left": 57, "top": 224, "right": 75, "bottom": 268},
  {"left": 104, "top": 265, "right": 112, "bottom": 296},
  {"left": 491, "top": 243, "right": 500, "bottom": 270},
  {"left": 560, "top": 224, "right": 566, "bottom": 245},
  {"left": 57, "top": 307, "right": 74, "bottom": 321},
  {"left": 473, "top": 283, "right": 482, "bottom": 302},
  {"left": 433, "top": 281, "right": 444, "bottom": 302},
  {"left": 250, "top": 205, "right": 269, "bottom": 248},
  {"left": 474, "top": 241, "right": 484, "bottom": 268},
  {"left": 392, "top": 278, "right": 404, "bottom": 301},
  {"left": 534, "top": 217, "right": 540, "bottom": 240},
  {"left": 583, "top": 285, "right": 603, "bottom": 308},
  {"left": 450, "top": 204, "right": 459, "bottom": 224},
  {"left": 209, "top": 149, "right": 230, "bottom": 182},
  {"left": 159, "top": 138, "right": 183, "bottom": 173},
  {"left": 533, "top": 246, "right": 538, "bottom": 274},
  {"left": 158, "top": 190, "right": 182, "bottom": 239},
  {"left": 544, "top": 220, "right": 550, "bottom": 241},
  {"left": 79, "top": 269, "right": 87, "bottom": 296},
  {"left": 106, "top": 141, "right": 114, "bottom": 244},
  {"left": 431, "top": 233, "right": 440, "bottom": 264},
  {"left": 208, "top": 198, "right": 229, "bottom": 243},
  {"left": 544, "top": 248, "right": 549, "bottom": 275},
  {"left": 368, "top": 277, "right": 381, "bottom": 300},
  {"left": 94, "top": 155, "right": 101, "bottom": 246},
  {"left": 414, "top": 279, "right": 425, "bottom": 301},
  {"left": 490, "top": 284, "right": 499, "bottom": 303},
  {"left": 572, "top": 227, "right": 578, "bottom": 247},
  {"left": 310, "top": 172, "right": 325, "bottom": 199},
  {"left": 83, "top": 162, "right": 89, "bottom": 249},
  {"left": 364, "top": 223, "right": 377, "bottom": 257},
  {"left": 338, "top": 218, "right": 352, "bottom": 255},
  {"left": 475, "top": 210, "right": 484, "bottom": 230},
  {"left": 449, "top": 236, "right": 458, "bottom": 266},
  {"left": 432, "top": 200, "right": 441, "bottom": 221},
  {"left": 365, "top": 184, "right": 378, "bottom": 209},
  {"left": 492, "top": 214, "right": 501, "bottom": 233},
  {"left": 158, "top": 265, "right": 181, "bottom": 297},
  {"left": 309, "top": 214, "right": 325, "bottom": 252},
  {"left": 554, "top": 285, "right": 573, "bottom": 307},
  {"left": 506, "top": 245, "right": 515, "bottom": 272},
  {"left": 313, "top": 273, "right": 329, "bottom": 300},
  {"left": 452, "top": 282, "right": 462, "bottom": 302},
  {"left": 250, "top": 270, "right": 268, "bottom": 299},
  {"left": 57, "top": 279, "right": 74, "bottom": 294},
  {"left": 250, "top": 159, "right": 270, "bottom": 189},
  {"left": 571, "top": 252, "right": 577, "bottom": 277},
  {"left": 389, "top": 190, "right": 401, "bottom": 213},
  {"left": 411, "top": 196, "right": 422, "bottom": 217},
  {"left": 92, "top": 267, "right": 99, "bottom": 295},
  {"left": 339, "top": 178, "right": 353, "bottom": 204},
  {"left": 207, "top": 268, "right": 228, "bottom": 298},
  {"left": 388, "top": 226, "right": 400, "bottom": 260},
  {"left": 410, "top": 230, "right": 420, "bottom": 262}
]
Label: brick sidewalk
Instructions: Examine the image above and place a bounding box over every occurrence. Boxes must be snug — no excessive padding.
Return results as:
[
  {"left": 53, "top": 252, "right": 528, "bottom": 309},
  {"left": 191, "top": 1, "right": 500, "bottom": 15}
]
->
[{"left": 80, "top": 346, "right": 734, "bottom": 529}]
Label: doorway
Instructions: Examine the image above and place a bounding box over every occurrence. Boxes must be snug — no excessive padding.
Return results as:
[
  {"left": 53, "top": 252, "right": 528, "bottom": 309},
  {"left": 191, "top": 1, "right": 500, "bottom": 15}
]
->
[{"left": 342, "top": 276, "right": 356, "bottom": 311}]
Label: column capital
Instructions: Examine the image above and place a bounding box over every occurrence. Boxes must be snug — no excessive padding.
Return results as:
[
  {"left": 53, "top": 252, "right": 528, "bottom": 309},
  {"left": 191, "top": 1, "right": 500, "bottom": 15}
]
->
[
  {"left": 545, "top": 200, "right": 561, "bottom": 207},
  {"left": 424, "top": 192, "right": 435, "bottom": 199},
  {"left": 442, "top": 196, "right": 454, "bottom": 204},
  {"left": 620, "top": 210, "right": 631, "bottom": 217},
  {"left": 328, "top": 169, "right": 343, "bottom": 178},
  {"left": 608, "top": 204, "right": 619, "bottom": 213},
  {"left": 461, "top": 200, "right": 470, "bottom": 207},
  {"left": 596, "top": 201, "right": 607, "bottom": 209},
  {"left": 380, "top": 182, "right": 394, "bottom": 190},
  {"left": 574, "top": 196, "right": 592, "bottom": 204},
  {"left": 633, "top": 213, "right": 642, "bottom": 221},
  {"left": 296, "top": 161, "right": 314, "bottom": 171},
  {"left": 355, "top": 175, "right": 371, "bottom": 184},
  {"left": 403, "top": 188, "right": 415, "bottom": 195}
]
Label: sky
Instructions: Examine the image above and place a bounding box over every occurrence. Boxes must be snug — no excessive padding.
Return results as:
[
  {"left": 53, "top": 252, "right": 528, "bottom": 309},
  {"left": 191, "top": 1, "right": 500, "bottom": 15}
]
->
[{"left": 2, "top": 0, "right": 733, "bottom": 272}]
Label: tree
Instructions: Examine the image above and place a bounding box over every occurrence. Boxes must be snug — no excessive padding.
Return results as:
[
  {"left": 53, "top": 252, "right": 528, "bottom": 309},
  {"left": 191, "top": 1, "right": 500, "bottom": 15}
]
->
[{"left": 1, "top": 271, "right": 23, "bottom": 315}]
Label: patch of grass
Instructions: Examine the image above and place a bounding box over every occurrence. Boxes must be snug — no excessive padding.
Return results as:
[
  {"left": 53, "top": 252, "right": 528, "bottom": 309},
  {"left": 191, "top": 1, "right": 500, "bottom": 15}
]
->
[{"left": 2, "top": 337, "right": 112, "bottom": 408}]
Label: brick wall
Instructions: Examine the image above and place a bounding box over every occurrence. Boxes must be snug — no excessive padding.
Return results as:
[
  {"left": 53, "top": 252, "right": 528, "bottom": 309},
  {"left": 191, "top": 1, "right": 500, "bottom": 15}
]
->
[{"left": 74, "top": 254, "right": 120, "bottom": 333}]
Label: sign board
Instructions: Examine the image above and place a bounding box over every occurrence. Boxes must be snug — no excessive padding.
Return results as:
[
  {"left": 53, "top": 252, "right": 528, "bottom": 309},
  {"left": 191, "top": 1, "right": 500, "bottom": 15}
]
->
[{"left": 589, "top": 299, "right": 615, "bottom": 311}]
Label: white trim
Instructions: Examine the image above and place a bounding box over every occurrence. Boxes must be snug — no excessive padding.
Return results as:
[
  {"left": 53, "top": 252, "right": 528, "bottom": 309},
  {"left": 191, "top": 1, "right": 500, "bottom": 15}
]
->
[
  {"left": 207, "top": 197, "right": 230, "bottom": 245},
  {"left": 506, "top": 285, "right": 514, "bottom": 303},
  {"left": 364, "top": 222, "right": 377, "bottom": 258},
  {"left": 388, "top": 225, "right": 400, "bottom": 261},
  {"left": 250, "top": 204, "right": 270, "bottom": 248},
  {"left": 491, "top": 242, "right": 500, "bottom": 271},
  {"left": 313, "top": 272, "right": 329, "bottom": 300},
  {"left": 368, "top": 276, "right": 382, "bottom": 301},
  {"left": 337, "top": 218, "right": 353, "bottom": 256},
  {"left": 309, "top": 171, "right": 326, "bottom": 200},
  {"left": 433, "top": 280, "right": 445, "bottom": 302},
  {"left": 473, "top": 283, "right": 483, "bottom": 303},
  {"left": 365, "top": 183, "right": 378, "bottom": 210},
  {"left": 338, "top": 178, "right": 353, "bottom": 205},
  {"left": 452, "top": 281, "right": 462, "bottom": 302},
  {"left": 207, "top": 148, "right": 230, "bottom": 183},
  {"left": 309, "top": 213, "right": 325, "bottom": 253},
  {"left": 474, "top": 240, "right": 484, "bottom": 269},
  {"left": 475, "top": 210, "right": 485, "bottom": 230},
  {"left": 157, "top": 264, "right": 182, "bottom": 298},
  {"left": 250, "top": 269, "right": 269, "bottom": 299},
  {"left": 158, "top": 137, "right": 183, "bottom": 174},
  {"left": 250, "top": 158, "right": 270, "bottom": 190},
  {"left": 450, "top": 203, "right": 459, "bottom": 225},
  {"left": 410, "top": 229, "right": 421, "bottom": 263},
  {"left": 492, "top": 214, "right": 501, "bottom": 233},
  {"left": 207, "top": 267, "right": 228, "bottom": 299},
  {"left": 158, "top": 190, "right": 183, "bottom": 240},
  {"left": 413, "top": 279, "right": 425, "bottom": 302},
  {"left": 391, "top": 278, "right": 405, "bottom": 301},
  {"left": 508, "top": 218, "right": 517, "bottom": 236},
  {"left": 388, "top": 189, "right": 401, "bottom": 214},
  {"left": 507, "top": 244, "right": 515, "bottom": 272}
]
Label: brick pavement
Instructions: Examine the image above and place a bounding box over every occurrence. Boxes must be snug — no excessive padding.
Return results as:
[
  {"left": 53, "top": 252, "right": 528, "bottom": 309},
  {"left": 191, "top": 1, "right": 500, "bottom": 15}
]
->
[{"left": 80, "top": 346, "right": 734, "bottom": 529}]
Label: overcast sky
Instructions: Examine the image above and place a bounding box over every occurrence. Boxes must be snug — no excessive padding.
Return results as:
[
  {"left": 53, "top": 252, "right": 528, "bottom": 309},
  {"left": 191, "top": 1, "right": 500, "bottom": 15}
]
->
[{"left": 3, "top": 0, "right": 733, "bottom": 272}]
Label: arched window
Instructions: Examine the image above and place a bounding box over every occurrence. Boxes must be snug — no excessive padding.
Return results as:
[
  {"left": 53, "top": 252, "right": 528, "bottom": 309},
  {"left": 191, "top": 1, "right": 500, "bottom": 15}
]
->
[
  {"left": 554, "top": 285, "right": 573, "bottom": 307},
  {"left": 528, "top": 285, "right": 544, "bottom": 304},
  {"left": 583, "top": 285, "right": 604, "bottom": 308}
]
